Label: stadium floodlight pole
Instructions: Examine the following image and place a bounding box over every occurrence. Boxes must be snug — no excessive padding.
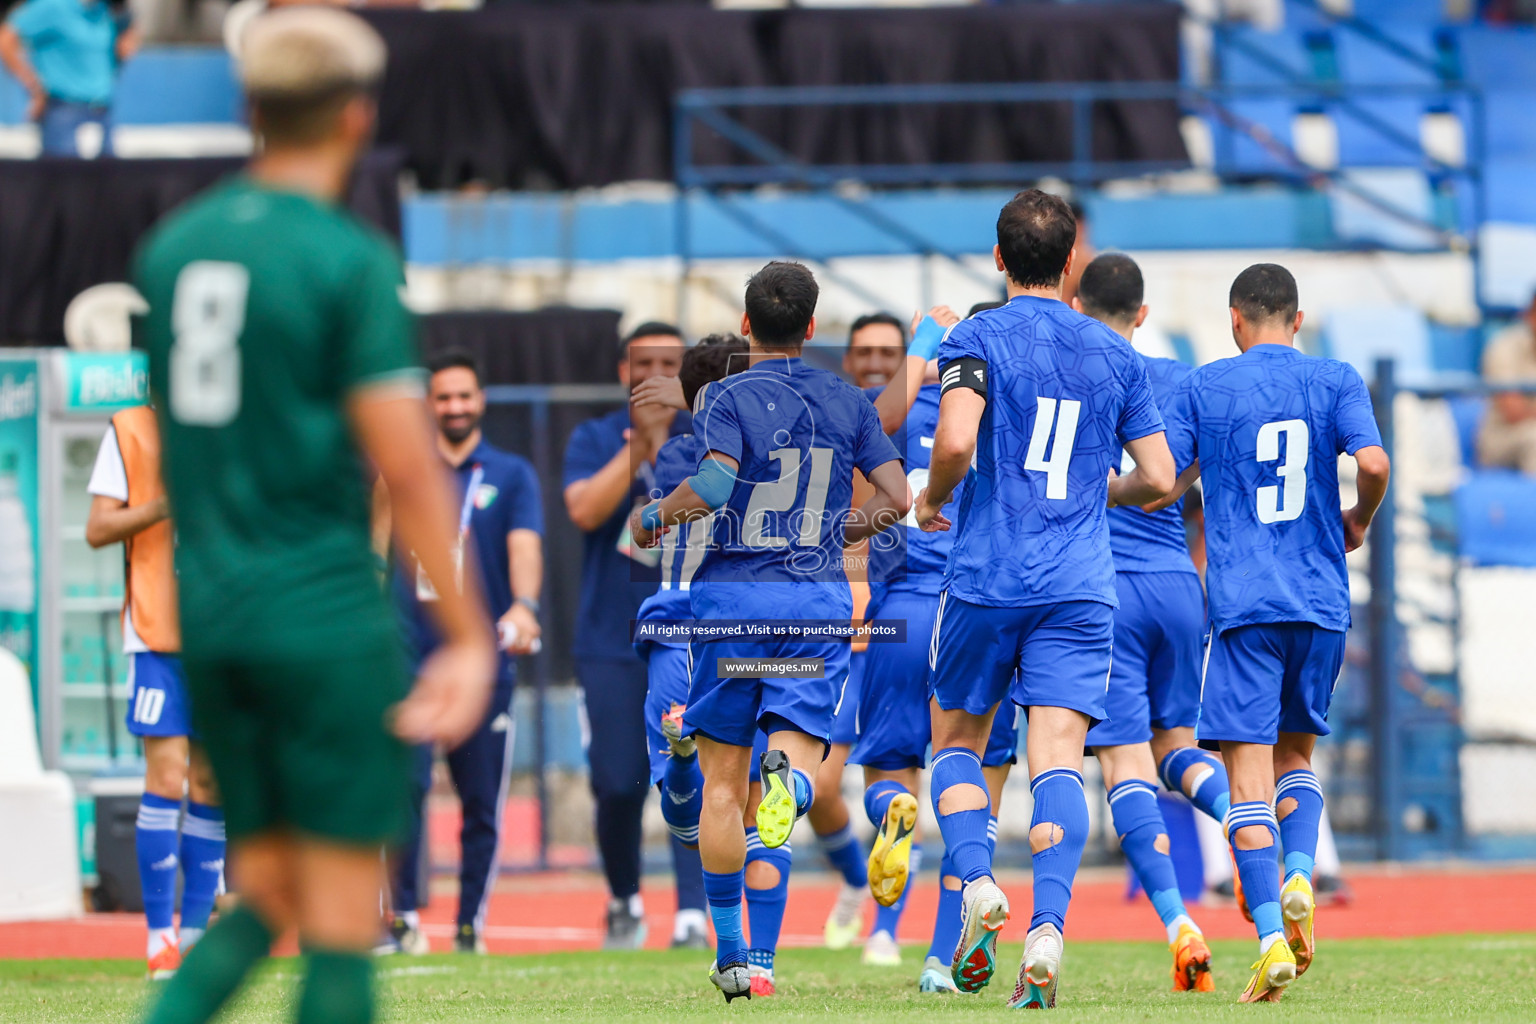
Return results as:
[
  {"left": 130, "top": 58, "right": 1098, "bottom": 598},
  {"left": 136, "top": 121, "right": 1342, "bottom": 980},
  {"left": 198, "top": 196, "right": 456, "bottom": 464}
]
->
[{"left": 1368, "top": 358, "right": 1401, "bottom": 862}]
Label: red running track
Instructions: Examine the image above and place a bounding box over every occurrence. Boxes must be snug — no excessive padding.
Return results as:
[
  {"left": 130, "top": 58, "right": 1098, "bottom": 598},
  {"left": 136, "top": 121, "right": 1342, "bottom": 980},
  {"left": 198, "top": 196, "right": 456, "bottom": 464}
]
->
[{"left": 1, "top": 864, "right": 1533, "bottom": 960}]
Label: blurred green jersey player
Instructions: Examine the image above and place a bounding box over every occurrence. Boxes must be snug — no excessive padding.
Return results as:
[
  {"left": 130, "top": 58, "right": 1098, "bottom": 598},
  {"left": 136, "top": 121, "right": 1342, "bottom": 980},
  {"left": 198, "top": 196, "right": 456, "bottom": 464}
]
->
[{"left": 136, "top": 10, "right": 496, "bottom": 1024}]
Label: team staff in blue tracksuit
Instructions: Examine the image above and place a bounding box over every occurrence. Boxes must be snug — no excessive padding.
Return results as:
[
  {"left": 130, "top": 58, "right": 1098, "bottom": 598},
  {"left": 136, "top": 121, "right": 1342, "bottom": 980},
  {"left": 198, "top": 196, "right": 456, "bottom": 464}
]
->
[
  {"left": 386, "top": 349, "right": 545, "bottom": 954},
  {"left": 563, "top": 323, "right": 695, "bottom": 949}
]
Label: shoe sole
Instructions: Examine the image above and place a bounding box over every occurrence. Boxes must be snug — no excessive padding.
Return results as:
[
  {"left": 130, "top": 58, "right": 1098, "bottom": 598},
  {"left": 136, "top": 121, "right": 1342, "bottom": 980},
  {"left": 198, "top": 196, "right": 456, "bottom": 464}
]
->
[
  {"left": 951, "top": 891, "right": 1009, "bottom": 993},
  {"left": 867, "top": 793, "right": 919, "bottom": 907},
  {"left": 1240, "top": 960, "right": 1296, "bottom": 1003},
  {"left": 711, "top": 964, "right": 753, "bottom": 1002},
  {"left": 1009, "top": 951, "right": 1058, "bottom": 1009},
  {"left": 1282, "top": 889, "right": 1315, "bottom": 975},
  {"left": 1174, "top": 951, "right": 1215, "bottom": 993},
  {"left": 756, "top": 751, "right": 796, "bottom": 849}
]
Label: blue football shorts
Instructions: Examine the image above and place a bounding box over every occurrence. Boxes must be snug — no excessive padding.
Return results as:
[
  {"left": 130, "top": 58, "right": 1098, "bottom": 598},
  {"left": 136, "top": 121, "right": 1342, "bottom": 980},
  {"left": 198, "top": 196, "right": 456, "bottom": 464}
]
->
[
  {"left": 682, "top": 634, "right": 850, "bottom": 750},
  {"left": 852, "top": 588, "right": 1019, "bottom": 770},
  {"left": 1086, "top": 571, "right": 1206, "bottom": 748},
  {"left": 930, "top": 592, "right": 1113, "bottom": 725},
  {"left": 1196, "top": 622, "right": 1346, "bottom": 749},
  {"left": 641, "top": 641, "right": 691, "bottom": 786},
  {"left": 125, "top": 650, "right": 193, "bottom": 738},
  {"left": 830, "top": 650, "right": 863, "bottom": 747}
]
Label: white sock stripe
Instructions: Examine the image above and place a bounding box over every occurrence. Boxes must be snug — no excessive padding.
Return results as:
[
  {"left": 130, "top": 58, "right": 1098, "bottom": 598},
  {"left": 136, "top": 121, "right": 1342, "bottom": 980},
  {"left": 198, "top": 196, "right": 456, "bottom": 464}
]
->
[
  {"left": 1107, "top": 780, "right": 1157, "bottom": 804},
  {"left": 930, "top": 747, "right": 981, "bottom": 771},
  {"left": 1275, "top": 772, "right": 1323, "bottom": 797},
  {"left": 181, "top": 816, "right": 226, "bottom": 841},
  {"left": 136, "top": 810, "right": 180, "bottom": 830},
  {"left": 1187, "top": 766, "right": 1215, "bottom": 798},
  {"left": 1030, "top": 768, "right": 1084, "bottom": 793}
]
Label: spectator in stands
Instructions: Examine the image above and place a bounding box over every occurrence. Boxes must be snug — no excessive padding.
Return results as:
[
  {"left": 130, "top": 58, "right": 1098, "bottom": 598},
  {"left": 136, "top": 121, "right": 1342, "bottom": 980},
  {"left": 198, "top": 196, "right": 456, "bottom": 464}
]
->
[
  {"left": 0, "top": 0, "right": 137, "bottom": 157},
  {"left": 1477, "top": 291, "right": 1536, "bottom": 475}
]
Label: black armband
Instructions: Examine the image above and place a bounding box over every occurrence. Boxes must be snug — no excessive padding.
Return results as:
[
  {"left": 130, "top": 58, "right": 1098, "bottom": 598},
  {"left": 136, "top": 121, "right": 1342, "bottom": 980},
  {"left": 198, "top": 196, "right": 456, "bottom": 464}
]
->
[{"left": 939, "top": 358, "right": 988, "bottom": 398}]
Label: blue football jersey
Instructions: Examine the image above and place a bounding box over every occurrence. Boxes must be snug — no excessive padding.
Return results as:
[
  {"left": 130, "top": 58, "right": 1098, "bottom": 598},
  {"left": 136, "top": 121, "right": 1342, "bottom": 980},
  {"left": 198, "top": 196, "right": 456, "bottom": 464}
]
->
[
  {"left": 1108, "top": 355, "right": 1199, "bottom": 576},
  {"left": 937, "top": 295, "right": 1164, "bottom": 608},
  {"left": 867, "top": 383, "right": 958, "bottom": 594},
  {"left": 635, "top": 434, "right": 714, "bottom": 647},
  {"left": 691, "top": 356, "right": 901, "bottom": 623},
  {"left": 1163, "top": 344, "right": 1382, "bottom": 634}
]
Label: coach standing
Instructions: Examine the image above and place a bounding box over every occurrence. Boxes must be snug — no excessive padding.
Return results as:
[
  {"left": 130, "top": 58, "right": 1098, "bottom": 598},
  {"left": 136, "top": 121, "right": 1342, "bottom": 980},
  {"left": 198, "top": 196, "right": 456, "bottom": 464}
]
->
[
  {"left": 387, "top": 349, "right": 544, "bottom": 955},
  {"left": 563, "top": 322, "right": 688, "bottom": 949},
  {"left": 0, "top": 0, "right": 137, "bottom": 156}
]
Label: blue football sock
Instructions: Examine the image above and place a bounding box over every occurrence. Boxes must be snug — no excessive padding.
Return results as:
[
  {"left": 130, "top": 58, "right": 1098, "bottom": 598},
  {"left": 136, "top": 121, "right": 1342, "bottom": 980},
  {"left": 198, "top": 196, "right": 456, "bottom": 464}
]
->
[
  {"left": 791, "top": 768, "right": 814, "bottom": 818},
  {"left": 660, "top": 755, "right": 703, "bottom": 847},
  {"left": 873, "top": 843, "right": 920, "bottom": 939},
  {"left": 862, "top": 779, "right": 907, "bottom": 829},
  {"left": 1029, "top": 768, "right": 1089, "bottom": 934},
  {"left": 744, "top": 828, "right": 791, "bottom": 970},
  {"left": 1275, "top": 770, "right": 1324, "bottom": 884},
  {"left": 815, "top": 822, "right": 867, "bottom": 888},
  {"left": 927, "top": 848, "right": 965, "bottom": 963},
  {"left": 987, "top": 814, "right": 999, "bottom": 858},
  {"left": 1227, "top": 801, "right": 1284, "bottom": 946},
  {"left": 136, "top": 793, "right": 181, "bottom": 945},
  {"left": 929, "top": 748, "right": 992, "bottom": 884},
  {"left": 703, "top": 868, "right": 746, "bottom": 965},
  {"left": 1107, "top": 780, "right": 1191, "bottom": 942},
  {"left": 179, "top": 802, "right": 226, "bottom": 943},
  {"left": 1159, "top": 747, "right": 1231, "bottom": 824}
]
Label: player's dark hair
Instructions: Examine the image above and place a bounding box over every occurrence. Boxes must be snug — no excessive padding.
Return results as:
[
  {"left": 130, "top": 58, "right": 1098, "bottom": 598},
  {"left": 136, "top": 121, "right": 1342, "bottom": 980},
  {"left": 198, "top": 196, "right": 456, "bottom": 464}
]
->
[
  {"left": 968, "top": 300, "right": 1006, "bottom": 317},
  {"left": 995, "top": 189, "right": 1078, "bottom": 290},
  {"left": 848, "top": 312, "right": 906, "bottom": 350},
  {"left": 427, "top": 347, "right": 483, "bottom": 386},
  {"left": 1077, "top": 253, "right": 1144, "bottom": 325},
  {"left": 744, "top": 261, "right": 818, "bottom": 349},
  {"left": 1229, "top": 263, "right": 1299, "bottom": 326},
  {"left": 680, "top": 333, "right": 749, "bottom": 407},
  {"left": 620, "top": 321, "right": 684, "bottom": 356}
]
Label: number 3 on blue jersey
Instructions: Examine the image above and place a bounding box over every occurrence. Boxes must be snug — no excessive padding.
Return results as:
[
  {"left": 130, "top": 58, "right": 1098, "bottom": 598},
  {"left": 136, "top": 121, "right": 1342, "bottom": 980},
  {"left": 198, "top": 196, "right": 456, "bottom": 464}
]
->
[
  {"left": 1025, "top": 397, "right": 1081, "bottom": 500},
  {"left": 1255, "top": 418, "right": 1309, "bottom": 524}
]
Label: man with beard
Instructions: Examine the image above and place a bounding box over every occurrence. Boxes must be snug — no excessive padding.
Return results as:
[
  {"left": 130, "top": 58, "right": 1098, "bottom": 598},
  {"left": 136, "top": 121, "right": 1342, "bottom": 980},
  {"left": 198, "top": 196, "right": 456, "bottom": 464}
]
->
[{"left": 385, "top": 349, "right": 545, "bottom": 954}]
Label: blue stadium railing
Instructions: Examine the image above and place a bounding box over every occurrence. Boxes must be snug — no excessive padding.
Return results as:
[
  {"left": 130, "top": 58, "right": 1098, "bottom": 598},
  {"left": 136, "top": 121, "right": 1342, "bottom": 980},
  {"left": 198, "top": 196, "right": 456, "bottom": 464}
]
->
[{"left": 672, "top": 79, "right": 1486, "bottom": 320}]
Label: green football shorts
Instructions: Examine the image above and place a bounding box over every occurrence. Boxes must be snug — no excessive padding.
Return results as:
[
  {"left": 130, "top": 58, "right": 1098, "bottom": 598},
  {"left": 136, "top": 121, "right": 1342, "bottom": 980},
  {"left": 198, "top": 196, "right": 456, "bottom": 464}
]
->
[{"left": 184, "top": 641, "right": 413, "bottom": 846}]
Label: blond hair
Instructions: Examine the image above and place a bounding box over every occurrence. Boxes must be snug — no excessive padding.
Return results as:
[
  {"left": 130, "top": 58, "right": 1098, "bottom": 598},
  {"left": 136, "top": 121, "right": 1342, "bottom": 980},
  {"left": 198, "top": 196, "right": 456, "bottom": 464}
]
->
[{"left": 239, "top": 7, "right": 387, "bottom": 145}]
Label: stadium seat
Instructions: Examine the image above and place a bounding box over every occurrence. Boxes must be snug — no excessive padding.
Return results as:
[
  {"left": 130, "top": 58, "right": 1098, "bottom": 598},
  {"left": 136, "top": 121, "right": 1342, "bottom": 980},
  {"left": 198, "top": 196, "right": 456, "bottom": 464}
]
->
[
  {"left": 1482, "top": 92, "right": 1536, "bottom": 160},
  {"left": 1332, "top": 98, "right": 1427, "bottom": 167},
  {"left": 1446, "top": 393, "right": 1487, "bottom": 468},
  {"left": 1455, "top": 26, "right": 1536, "bottom": 90},
  {"left": 1329, "top": 169, "right": 1439, "bottom": 250},
  {"left": 1351, "top": 0, "right": 1446, "bottom": 24},
  {"left": 0, "top": 648, "right": 82, "bottom": 922},
  {"left": 1454, "top": 472, "right": 1536, "bottom": 567},
  {"left": 1334, "top": 28, "right": 1443, "bottom": 87},
  {"left": 1216, "top": 27, "right": 1316, "bottom": 86},
  {"left": 1207, "top": 100, "right": 1299, "bottom": 175},
  {"left": 1321, "top": 304, "right": 1433, "bottom": 383},
  {"left": 1484, "top": 160, "right": 1536, "bottom": 225},
  {"left": 1479, "top": 222, "right": 1536, "bottom": 310},
  {"left": 1429, "top": 323, "right": 1484, "bottom": 376}
]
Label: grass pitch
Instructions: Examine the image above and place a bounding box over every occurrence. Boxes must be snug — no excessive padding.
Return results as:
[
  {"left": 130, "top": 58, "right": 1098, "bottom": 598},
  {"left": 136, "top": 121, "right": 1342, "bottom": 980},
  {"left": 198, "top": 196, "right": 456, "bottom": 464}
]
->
[{"left": 4, "top": 934, "right": 1534, "bottom": 1023}]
